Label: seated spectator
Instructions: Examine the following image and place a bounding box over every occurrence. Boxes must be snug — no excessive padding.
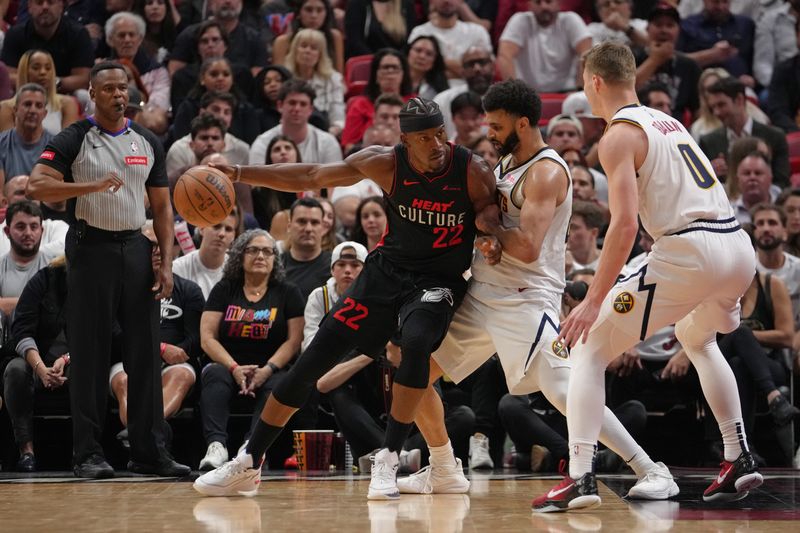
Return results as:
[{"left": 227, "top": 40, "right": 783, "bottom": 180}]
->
[
  {"left": 171, "top": 56, "right": 261, "bottom": 144},
  {"left": 468, "top": 135, "right": 499, "bottom": 168},
  {"left": 638, "top": 80, "right": 674, "bottom": 115},
  {"left": 405, "top": 35, "right": 450, "bottom": 101},
  {"left": 283, "top": 28, "right": 345, "bottom": 135},
  {"left": 362, "top": 124, "right": 399, "bottom": 147},
  {"left": 172, "top": 210, "right": 239, "bottom": 299},
  {"left": 587, "top": 0, "right": 649, "bottom": 48},
  {"left": 0, "top": 0, "right": 94, "bottom": 94},
  {"left": 351, "top": 196, "right": 387, "bottom": 251},
  {"left": 372, "top": 93, "right": 403, "bottom": 134},
  {"left": 725, "top": 136, "right": 777, "bottom": 206},
  {"left": 691, "top": 67, "right": 769, "bottom": 141},
  {"left": 169, "top": 20, "right": 255, "bottom": 114},
  {"left": 198, "top": 229, "right": 304, "bottom": 470},
  {"left": 0, "top": 50, "right": 79, "bottom": 134},
  {"left": 753, "top": 0, "right": 798, "bottom": 92},
  {"left": 133, "top": 0, "right": 181, "bottom": 64},
  {"left": 676, "top": 0, "right": 755, "bottom": 78},
  {"left": 344, "top": 0, "right": 416, "bottom": 59},
  {"left": 0, "top": 201, "right": 55, "bottom": 317},
  {"left": 330, "top": 181, "right": 383, "bottom": 240},
  {"left": 272, "top": 0, "right": 344, "bottom": 73},
  {"left": 498, "top": 0, "right": 591, "bottom": 92},
  {"left": 568, "top": 200, "right": 604, "bottom": 271},
  {"left": 700, "top": 77, "right": 790, "bottom": 185},
  {"left": 450, "top": 91, "right": 484, "bottom": 147},
  {"left": 546, "top": 114, "right": 608, "bottom": 198},
  {"left": 730, "top": 151, "right": 776, "bottom": 224},
  {"left": 0, "top": 176, "right": 68, "bottom": 257},
  {"left": 767, "top": 12, "right": 800, "bottom": 133},
  {"left": 4, "top": 254, "right": 69, "bottom": 472},
  {"left": 110, "top": 224, "right": 204, "bottom": 448},
  {"left": 434, "top": 47, "right": 495, "bottom": 139},
  {"left": 168, "top": 114, "right": 226, "bottom": 185},
  {"left": 634, "top": 3, "right": 701, "bottom": 122},
  {"left": 250, "top": 79, "right": 343, "bottom": 165},
  {"left": 776, "top": 188, "right": 800, "bottom": 257},
  {"left": 570, "top": 165, "right": 607, "bottom": 211},
  {"left": 0, "top": 84, "right": 54, "bottom": 184},
  {"left": 341, "top": 49, "right": 413, "bottom": 151},
  {"left": 252, "top": 65, "right": 292, "bottom": 132},
  {"left": 677, "top": 0, "right": 760, "bottom": 19},
  {"left": 103, "top": 12, "right": 170, "bottom": 117},
  {"left": 168, "top": 0, "right": 268, "bottom": 78},
  {"left": 251, "top": 135, "right": 301, "bottom": 232},
  {"left": 407, "top": 0, "right": 492, "bottom": 80},
  {"left": 318, "top": 197, "right": 339, "bottom": 252},
  {"left": 166, "top": 91, "right": 251, "bottom": 210},
  {"left": 280, "top": 197, "right": 332, "bottom": 300},
  {"left": 754, "top": 203, "right": 800, "bottom": 334}
]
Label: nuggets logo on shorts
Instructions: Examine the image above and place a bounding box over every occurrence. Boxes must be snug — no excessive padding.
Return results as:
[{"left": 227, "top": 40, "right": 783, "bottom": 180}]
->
[
  {"left": 551, "top": 340, "right": 569, "bottom": 359},
  {"left": 613, "top": 292, "right": 635, "bottom": 314},
  {"left": 421, "top": 287, "right": 454, "bottom": 306}
]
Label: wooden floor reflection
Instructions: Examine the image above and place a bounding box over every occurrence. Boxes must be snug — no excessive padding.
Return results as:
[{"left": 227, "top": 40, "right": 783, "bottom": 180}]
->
[{"left": 0, "top": 471, "right": 798, "bottom": 532}]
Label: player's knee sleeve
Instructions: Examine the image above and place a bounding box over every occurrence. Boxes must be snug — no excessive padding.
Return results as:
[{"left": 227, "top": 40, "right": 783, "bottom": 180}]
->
[
  {"left": 394, "top": 311, "right": 449, "bottom": 389},
  {"left": 675, "top": 317, "right": 715, "bottom": 353}
]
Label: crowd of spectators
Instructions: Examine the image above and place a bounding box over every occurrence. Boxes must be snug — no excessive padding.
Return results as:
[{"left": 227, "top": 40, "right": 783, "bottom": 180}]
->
[{"left": 0, "top": 0, "right": 799, "bottom": 472}]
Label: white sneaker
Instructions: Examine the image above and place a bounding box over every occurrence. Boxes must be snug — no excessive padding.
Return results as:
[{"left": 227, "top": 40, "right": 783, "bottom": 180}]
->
[
  {"left": 469, "top": 434, "right": 494, "bottom": 470},
  {"left": 627, "top": 462, "right": 680, "bottom": 500},
  {"left": 367, "top": 448, "right": 400, "bottom": 500},
  {"left": 199, "top": 442, "right": 229, "bottom": 471},
  {"left": 399, "top": 449, "right": 421, "bottom": 474},
  {"left": 193, "top": 449, "right": 261, "bottom": 497},
  {"left": 397, "top": 458, "right": 470, "bottom": 494}
]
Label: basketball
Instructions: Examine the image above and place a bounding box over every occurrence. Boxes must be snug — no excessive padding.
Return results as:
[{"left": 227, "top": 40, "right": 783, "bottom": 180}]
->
[{"left": 173, "top": 165, "right": 236, "bottom": 227}]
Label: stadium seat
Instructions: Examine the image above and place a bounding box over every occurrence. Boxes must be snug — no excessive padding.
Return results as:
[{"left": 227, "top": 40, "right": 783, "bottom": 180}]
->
[
  {"left": 345, "top": 54, "right": 373, "bottom": 99},
  {"left": 538, "top": 93, "right": 568, "bottom": 126},
  {"left": 787, "top": 131, "right": 800, "bottom": 158}
]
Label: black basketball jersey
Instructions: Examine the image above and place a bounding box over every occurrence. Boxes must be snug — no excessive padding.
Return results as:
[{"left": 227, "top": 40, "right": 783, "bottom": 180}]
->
[{"left": 376, "top": 143, "right": 476, "bottom": 278}]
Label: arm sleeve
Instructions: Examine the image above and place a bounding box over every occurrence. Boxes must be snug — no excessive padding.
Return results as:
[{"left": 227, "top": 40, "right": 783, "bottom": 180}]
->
[
  {"left": 177, "top": 278, "right": 205, "bottom": 359},
  {"left": 10, "top": 269, "right": 48, "bottom": 358}
]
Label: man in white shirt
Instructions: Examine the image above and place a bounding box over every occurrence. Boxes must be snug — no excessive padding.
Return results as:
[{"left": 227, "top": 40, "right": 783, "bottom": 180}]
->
[
  {"left": 587, "top": 0, "right": 649, "bottom": 47},
  {"left": 498, "top": 0, "right": 592, "bottom": 92},
  {"left": 434, "top": 47, "right": 495, "bottom": 138},
  {"left": 249, "top": 79, "right": 343, "bottom": 166},
  {"left": 171, "top": 211, "right": 239, "bottom": 298},
  {"left": 407, "top": 0, "right": 493, "bottom": 80},
  {"left": 0, "top": 176, "right": 67, "bottom": 258}
]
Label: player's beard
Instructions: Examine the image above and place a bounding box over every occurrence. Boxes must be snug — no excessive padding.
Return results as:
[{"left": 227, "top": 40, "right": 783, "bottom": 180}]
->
[{"left": 497, "top": 131, "right": 520, "bottom": 156}]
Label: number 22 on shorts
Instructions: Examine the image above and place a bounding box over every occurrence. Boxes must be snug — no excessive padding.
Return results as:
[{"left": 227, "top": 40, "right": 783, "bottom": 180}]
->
[{"left": 333, "top": 297, "right": 369, "bottom": 330}]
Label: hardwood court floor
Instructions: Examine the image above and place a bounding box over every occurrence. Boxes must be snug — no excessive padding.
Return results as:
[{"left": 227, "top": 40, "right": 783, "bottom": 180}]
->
[{"left": 0, "top": 469, "right": 797, "bottom": 532}]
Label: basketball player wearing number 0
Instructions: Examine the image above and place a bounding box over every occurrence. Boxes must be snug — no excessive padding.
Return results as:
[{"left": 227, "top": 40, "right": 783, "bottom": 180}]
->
[
  {"left": 534, "top": 42, "right": 762, "bottom": 511},
  {"left": 193, "top": 98, "right": 499, "bottom": 499}
]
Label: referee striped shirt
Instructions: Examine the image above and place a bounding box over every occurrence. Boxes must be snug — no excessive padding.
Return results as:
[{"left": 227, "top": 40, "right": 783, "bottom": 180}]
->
[{"left": 36, "top": 117, "right": 168, "bottom": 231}]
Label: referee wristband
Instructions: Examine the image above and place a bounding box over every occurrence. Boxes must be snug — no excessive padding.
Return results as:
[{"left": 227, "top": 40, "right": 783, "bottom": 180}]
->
[{"left": 266, "top": 362, "right": 280, "bottom": 374}]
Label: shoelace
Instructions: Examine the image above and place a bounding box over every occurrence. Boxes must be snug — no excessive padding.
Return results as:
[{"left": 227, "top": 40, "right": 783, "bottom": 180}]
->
[
  {"left": 218, "top": 457, "right": 251, "bottom": 477},
  {"left": 410, "top": 465, "right": 435, "bottom": 494},
  {"left": 371, "top": 456, "right": 398, "bottom": 484}
]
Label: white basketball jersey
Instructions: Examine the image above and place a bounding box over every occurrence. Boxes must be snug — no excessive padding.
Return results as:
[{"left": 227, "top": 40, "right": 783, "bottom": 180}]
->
[
  {"left": 471, "top": 147, "right": 572, "bottom": 293},
  {"left": 610, "top": 105, "right": 735, "bottom": 239}
]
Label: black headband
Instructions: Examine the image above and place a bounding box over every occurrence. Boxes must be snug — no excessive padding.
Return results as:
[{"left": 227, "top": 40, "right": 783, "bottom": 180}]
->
[{"left": 399, "top": 98, "right": 444, "bottom": 133}]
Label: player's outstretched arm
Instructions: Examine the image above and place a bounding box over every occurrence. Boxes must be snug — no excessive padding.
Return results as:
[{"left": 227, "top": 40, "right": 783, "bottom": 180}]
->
[
  {"left": 479, "top": 159, "right": 568, "bottom": 263},
  {"left": 212, "top": 145, "right": 396, "bottom": 193}
]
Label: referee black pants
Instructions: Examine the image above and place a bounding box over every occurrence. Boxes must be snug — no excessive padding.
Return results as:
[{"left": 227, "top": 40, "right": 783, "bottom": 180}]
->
[{"left": 65, "top": 227, "right": 167, "bottom": 465}]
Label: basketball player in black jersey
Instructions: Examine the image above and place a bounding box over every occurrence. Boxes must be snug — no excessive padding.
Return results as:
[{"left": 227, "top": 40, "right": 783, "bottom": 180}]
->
[{"left": 194, "top": 98, "right": 499, "bottom": 499}]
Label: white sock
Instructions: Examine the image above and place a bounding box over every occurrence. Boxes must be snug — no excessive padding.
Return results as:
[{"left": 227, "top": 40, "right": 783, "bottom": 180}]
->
[
  {"left": 429, "top": 440, "right": 456, "bottom": 466},
  {"left": 719, "top": 418, "right": 748, "bottom": 462},
  {"left": 568, "top": 440, "right": 596, "bottom": 479}
]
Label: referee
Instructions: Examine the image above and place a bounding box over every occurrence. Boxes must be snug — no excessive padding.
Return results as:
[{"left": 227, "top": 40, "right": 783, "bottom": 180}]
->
[{"left": 28, "top": 62, "right": 190, "bottom": 478}]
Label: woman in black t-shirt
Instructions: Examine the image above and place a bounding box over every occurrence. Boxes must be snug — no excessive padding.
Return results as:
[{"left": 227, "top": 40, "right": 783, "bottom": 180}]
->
[{"left": 198, "top": 229, "right": 305, "bottom": 470}]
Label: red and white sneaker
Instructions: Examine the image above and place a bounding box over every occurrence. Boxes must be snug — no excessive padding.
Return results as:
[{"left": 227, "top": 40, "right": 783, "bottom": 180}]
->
[
  {"left": 703, "top": 451, "right": 763, "bottom": 502},
  {"left": 531, "top": 461, "right": 601, "bottom": 513}
]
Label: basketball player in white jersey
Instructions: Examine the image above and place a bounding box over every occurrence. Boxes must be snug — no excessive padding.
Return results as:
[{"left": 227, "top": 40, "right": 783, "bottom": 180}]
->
[
  {"left": 396, "top": 80, "right": 678, "bottom": 503},
  {"left": 533, "top": 42, "right": 763, "bottom": 512}
]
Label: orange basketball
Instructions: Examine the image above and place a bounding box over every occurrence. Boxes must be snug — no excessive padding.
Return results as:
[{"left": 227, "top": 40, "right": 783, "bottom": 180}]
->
[{"left": 173, "top": 165, "right": 236, "bottom": 227}]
